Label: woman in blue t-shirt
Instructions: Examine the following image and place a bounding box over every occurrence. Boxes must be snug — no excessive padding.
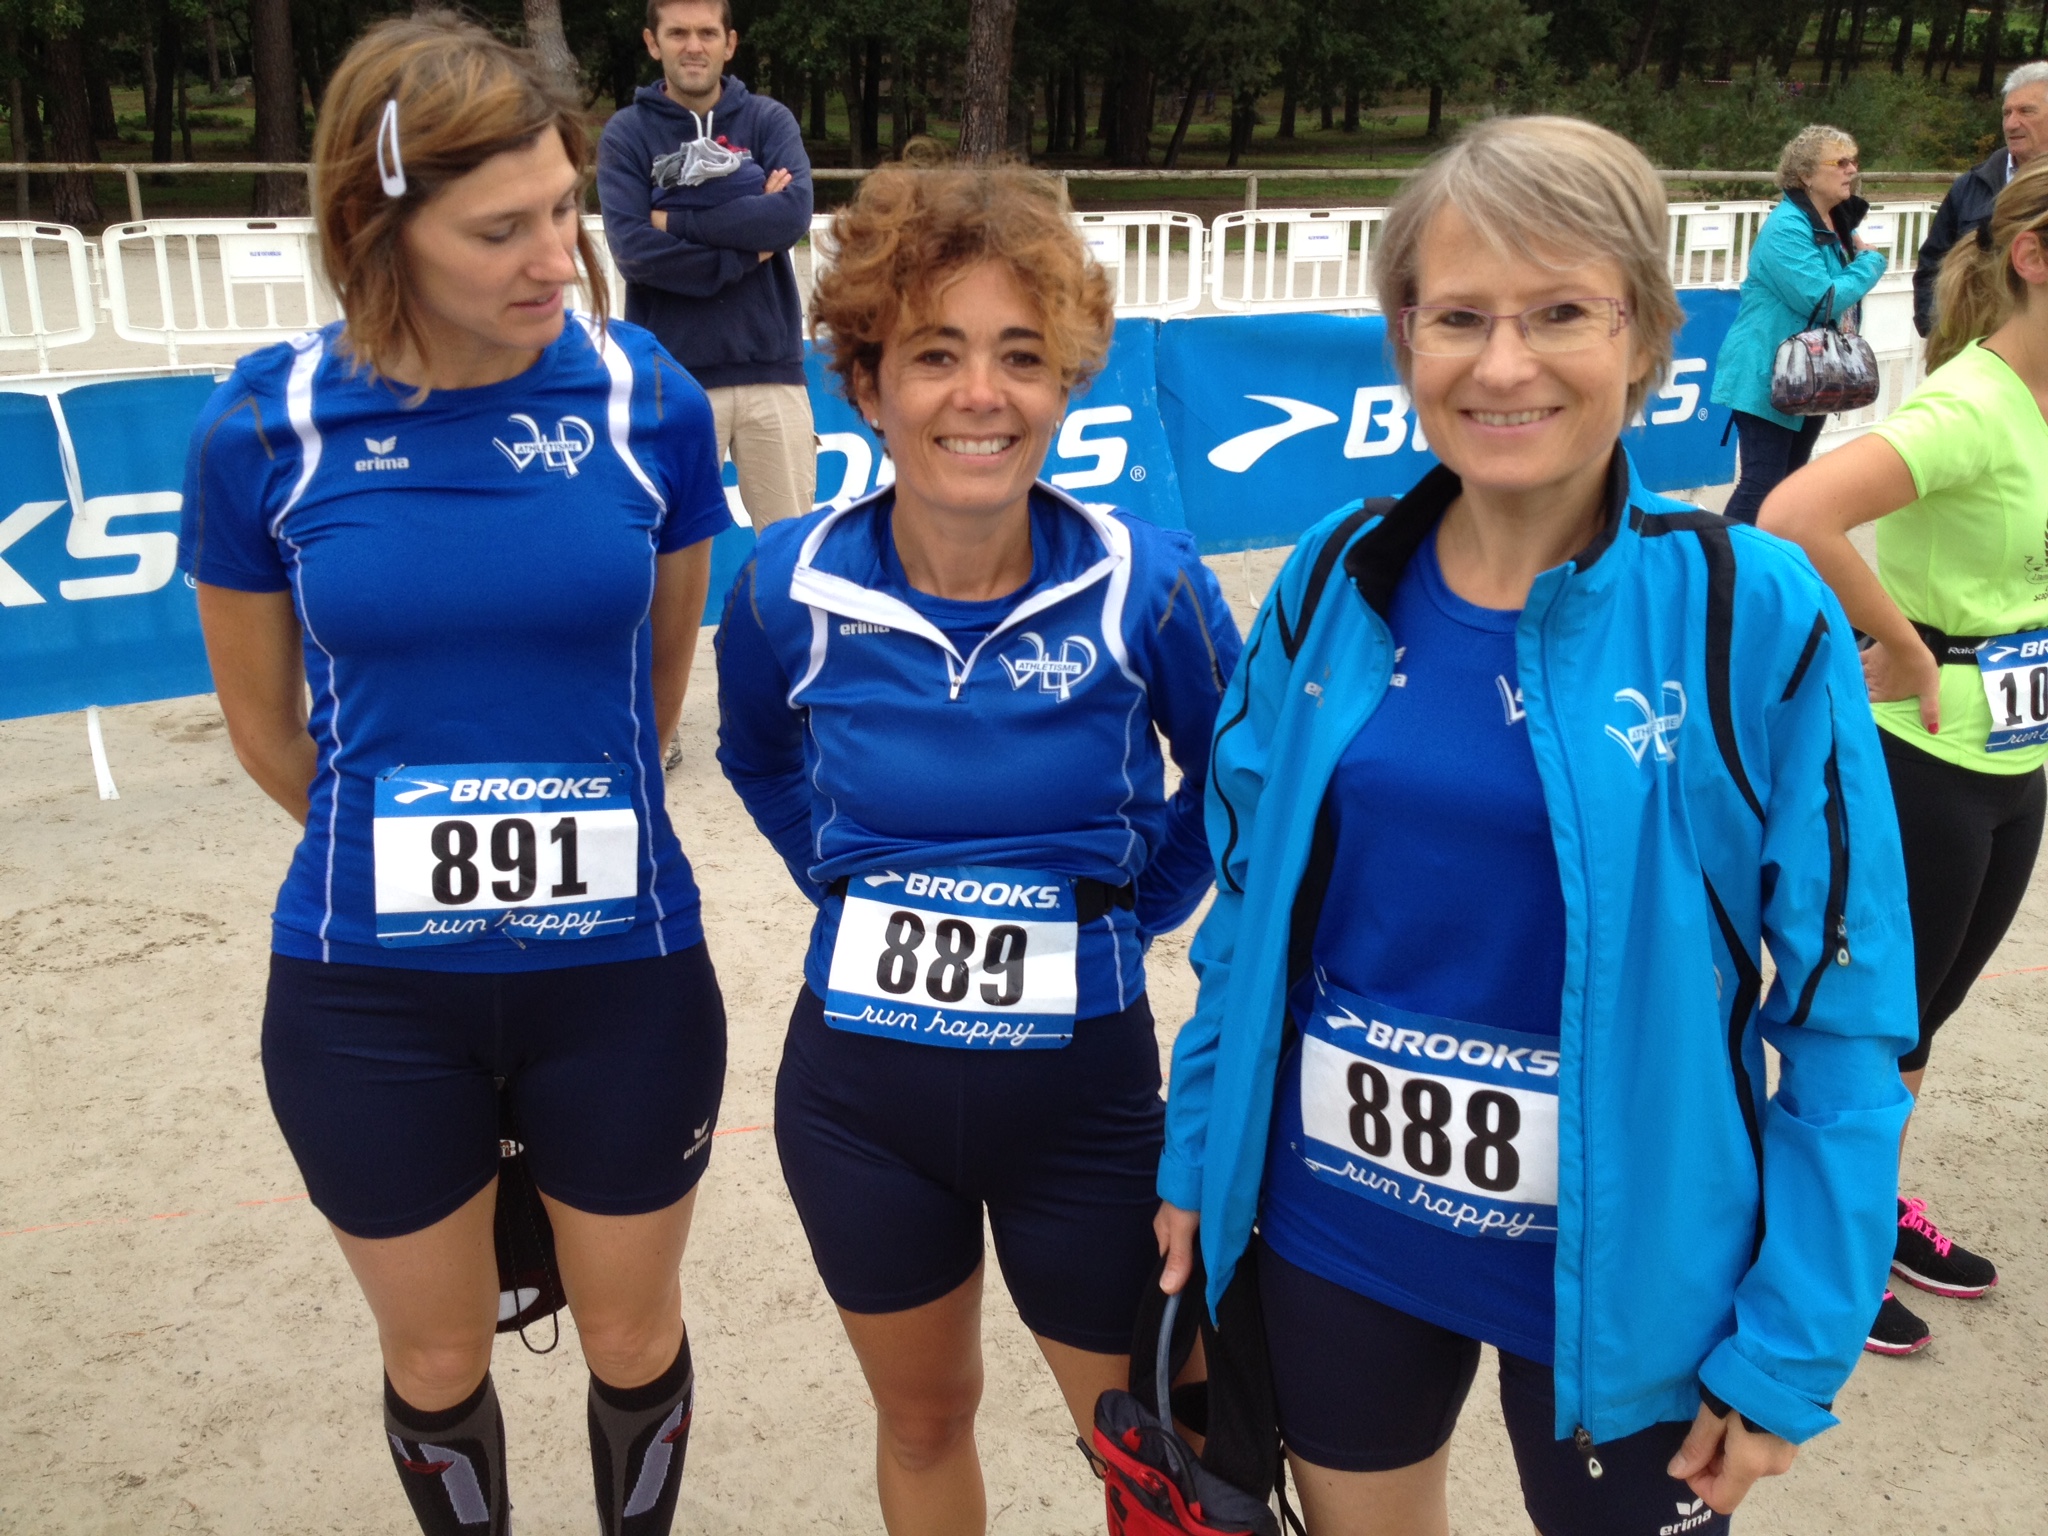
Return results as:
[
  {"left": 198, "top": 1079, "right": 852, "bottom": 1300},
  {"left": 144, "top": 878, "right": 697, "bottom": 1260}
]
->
[
  {"left": 1155, "top": 117, "right": 1916, "bottom": 1535},
  {"left": 179, "top": 19, "right": 730, "bottom": 1536}
]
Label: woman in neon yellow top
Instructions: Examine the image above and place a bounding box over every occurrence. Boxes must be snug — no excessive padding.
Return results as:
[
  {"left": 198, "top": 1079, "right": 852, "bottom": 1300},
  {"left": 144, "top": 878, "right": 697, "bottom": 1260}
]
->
[{"left": 1763, "top": 160, "right": 2048, "bottom": 1357}]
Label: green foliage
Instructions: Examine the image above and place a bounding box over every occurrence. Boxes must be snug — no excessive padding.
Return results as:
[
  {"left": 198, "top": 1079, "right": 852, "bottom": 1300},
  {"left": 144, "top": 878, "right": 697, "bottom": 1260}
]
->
[{"left": 1519, "top": 66, "right": 2005, "bottom": 173}]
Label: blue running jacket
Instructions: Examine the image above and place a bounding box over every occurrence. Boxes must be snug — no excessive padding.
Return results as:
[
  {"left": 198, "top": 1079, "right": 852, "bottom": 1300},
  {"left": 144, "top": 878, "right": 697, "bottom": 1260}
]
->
[
  {"left": 716, "top": 484, "right": 1243, "bottom": 1013},
  {"left": 1159, "top": 454, "right": 1916, "bottom": 1447}
]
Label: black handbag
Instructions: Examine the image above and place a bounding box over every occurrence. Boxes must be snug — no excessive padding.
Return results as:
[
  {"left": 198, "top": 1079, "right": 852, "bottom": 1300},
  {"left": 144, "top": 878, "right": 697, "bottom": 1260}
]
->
[{"left": 1769, "top": 287, "right": 1880, "bottom": 416}]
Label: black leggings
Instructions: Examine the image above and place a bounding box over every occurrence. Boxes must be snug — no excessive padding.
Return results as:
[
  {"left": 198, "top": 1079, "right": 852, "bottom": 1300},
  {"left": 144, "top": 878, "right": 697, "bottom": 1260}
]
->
[{"left": 1882, "top": 730, "right": 2046, "bottom": 1072}]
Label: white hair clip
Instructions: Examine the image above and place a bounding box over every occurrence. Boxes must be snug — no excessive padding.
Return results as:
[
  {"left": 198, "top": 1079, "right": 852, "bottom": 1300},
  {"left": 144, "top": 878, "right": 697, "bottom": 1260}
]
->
[{"left": 376, "top": 98, "right": 407, "bottom": 198}]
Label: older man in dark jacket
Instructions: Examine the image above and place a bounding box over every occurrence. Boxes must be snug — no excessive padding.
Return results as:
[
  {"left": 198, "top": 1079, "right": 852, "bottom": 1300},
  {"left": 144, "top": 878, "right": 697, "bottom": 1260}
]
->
[{"left": 1915, "top": 60, "right": 2047, "bottom": 335}]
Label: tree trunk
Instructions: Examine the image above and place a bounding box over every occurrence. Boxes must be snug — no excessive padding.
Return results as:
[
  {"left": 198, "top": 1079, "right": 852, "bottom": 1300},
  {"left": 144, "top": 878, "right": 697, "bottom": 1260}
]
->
[
  {"left": 180, "top": 70, "right": 194, "bottom": 159},
  {"left": 862, "top": 37, "right": 882, "bottom": 161},
  {"left": 1427, "top": 81, "right": 1444, "bottom": 137},
  {"left": 1046, "top": 67, "right": 1066, "bottom": 153},
  {"left": 1070, "top": 61, "right": 1087, "bottom": 145},
  {"left": 1109, "top": 51, "right": 1152, "bottom": 167},
  {"left": 522, "top": 0, "right": 579, "bottom": 96},
  {"left": 1344, "top": 80, "right": 1360, "bottom": 131},
  {"left": 1817, "top": 0, "right": 1843, "bottom": 83},
  {"left": 1624, "top": 0, "right": 1662, "bottom": 76},
  {"left": 959, "top": 0, "right": 1020, "bottom": 163},
  {"left": 1659, "top": 5, "right": 1691, "bottom": 87},
  {"left": 913, "top": 50, "right": 930, "bottom": 133},
  {"left": 206, "top": 6, "right": 223, "bottom": 93},
  {"left": 1844, "top": 1, "right": 1869, "bottom": 72},
  {"left": 1893, "top": 0, "right": 1916, "bottom": 70},
  {"left": 88, "top": 41, "right": 117, "bottom": 139},
  {"left": 44, "top": 28, "right": 99, "bottom": 224},
  {"left": 1977, "top": 0, "right": 2006, "bottom": 93},
  {"left": 843, "top": 48, "right": 864, "bottom": 168},
  {"left": 153, "top": 0, "right": 180, "bottom": 163},
  {"left": 1278, "top": 53, "right": 1299, "bottom": 138},
  {"left": 1163, "top": 76, "right": 1199, "bottom": 167},
  {"left": 2034, "top": 0, "right": 2047, "bottom": 62},
  {"left": 890, "top": 46, "right": 909, "bottom": 155},
  {"left": 809, "top": 72, "right": 828, "bottom": 140},
  {"left": 1321, "top": 91, "right": 1334, "bottom": 130},
  {"left": 248, "top": 0, "right": 303, "bottom": 214},
  {"left": 141, "top": 33, "right": 157, "bottom": 123},
  {"left": 1924, "top": 0, "right": 1948, "bottom": 73},
  {"left": 1225, "top": 85, "right": 1255, "bottom": 167},
  {"left": 6, "top": 25, "right": 30, "bottom": 217}
]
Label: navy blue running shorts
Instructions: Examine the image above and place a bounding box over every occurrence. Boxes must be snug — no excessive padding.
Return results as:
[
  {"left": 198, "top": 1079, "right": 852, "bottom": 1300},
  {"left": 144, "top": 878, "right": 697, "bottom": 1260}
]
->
[
  {"left": 1259, "top": 1242, "right": 1733, "bottom": 1536},
  {"left": 263, "top": 943, "right": 726, "bottom": 1239},
  {"left": 774, "top": 985, "right": 1164, "bottom": 1354}
]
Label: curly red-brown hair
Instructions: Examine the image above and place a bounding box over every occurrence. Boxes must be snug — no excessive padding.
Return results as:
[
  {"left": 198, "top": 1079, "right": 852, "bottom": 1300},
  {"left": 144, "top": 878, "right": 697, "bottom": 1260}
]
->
[{"left": 810, "top": 164, "right": 1114, "bottom": 399}]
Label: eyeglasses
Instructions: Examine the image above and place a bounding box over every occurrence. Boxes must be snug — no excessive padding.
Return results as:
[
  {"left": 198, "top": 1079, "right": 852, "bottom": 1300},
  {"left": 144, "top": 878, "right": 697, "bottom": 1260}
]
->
[
  {"left": 1829, "top": 156, "right": 1860, "bottom": 171},
  {"left": 1398, "top": 298, "right": 1630, "bottom": 357}
]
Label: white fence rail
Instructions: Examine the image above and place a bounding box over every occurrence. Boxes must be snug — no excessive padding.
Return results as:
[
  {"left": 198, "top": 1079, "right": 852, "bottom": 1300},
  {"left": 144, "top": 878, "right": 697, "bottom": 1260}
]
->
[
  {"left": 102, "top": 217, "right": 338, "bottom": 362},
  {"left": 0, "top": 222, "right": 97, "bottom": 368},
  {"left": 1209, "top": 208, "right": 1385, "bottom": 314}
]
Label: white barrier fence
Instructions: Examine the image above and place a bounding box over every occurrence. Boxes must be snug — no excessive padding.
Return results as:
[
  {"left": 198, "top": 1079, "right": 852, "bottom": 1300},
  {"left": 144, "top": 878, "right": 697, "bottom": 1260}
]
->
[
  {"left": 0, "top": 200, "right": 1946, "bottom": 369},
  {"left": 0, "top": 222, "right": 98, "bottom": 368}
]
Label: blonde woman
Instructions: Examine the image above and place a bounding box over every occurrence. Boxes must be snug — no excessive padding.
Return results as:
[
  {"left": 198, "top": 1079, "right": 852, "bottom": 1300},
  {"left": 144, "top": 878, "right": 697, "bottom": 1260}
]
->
[
  {"left": 179, "top": 16, "right": 730, "bottom": 1534},
  {"left": 1156, "top": 117, "right": 1915, "bottom": 1535},
  {"left": 1762, "top": 160, "right": 2048, "bottom": 1357},
  {"left": 1710, "top": 125, "right": 1887, "bottom": 523}
]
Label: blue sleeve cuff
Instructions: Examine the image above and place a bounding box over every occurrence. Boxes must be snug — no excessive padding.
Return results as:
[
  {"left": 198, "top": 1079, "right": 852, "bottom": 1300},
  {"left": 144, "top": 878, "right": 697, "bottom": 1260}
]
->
[
  {"left": 1698, "top": 1337, "right": 1841, "bottom": 1446},
  {"left": 1156, "top": 1149, "right": 1202, "bottom": 1212}
]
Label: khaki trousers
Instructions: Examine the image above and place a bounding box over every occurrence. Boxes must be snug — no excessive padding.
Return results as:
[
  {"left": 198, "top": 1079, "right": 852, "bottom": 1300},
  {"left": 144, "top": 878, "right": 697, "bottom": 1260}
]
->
[{"left": 704, "top": 383, "right": 817, "bottom": 529}]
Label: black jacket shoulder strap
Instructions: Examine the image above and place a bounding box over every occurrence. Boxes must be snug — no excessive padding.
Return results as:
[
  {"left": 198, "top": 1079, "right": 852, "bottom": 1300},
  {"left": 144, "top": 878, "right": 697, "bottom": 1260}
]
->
[{"left": 1277, "top": 499, "right": 1389, "bottom": 661}]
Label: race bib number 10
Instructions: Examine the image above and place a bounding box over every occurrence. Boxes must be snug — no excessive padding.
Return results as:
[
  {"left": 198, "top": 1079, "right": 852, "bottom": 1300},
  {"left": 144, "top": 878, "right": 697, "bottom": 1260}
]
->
[
  {"left": 1976, "top": 630, "right": 2048, "bottom": 752},
  {"left": 1296, "top": 988, "right": 1560, "bottom": 1242},
  {"left": 824, "top": 866, "right": 1079, "bottom": 1048},
  {"left": 373, "top": 763, "right": 639, "bottom": 946}
]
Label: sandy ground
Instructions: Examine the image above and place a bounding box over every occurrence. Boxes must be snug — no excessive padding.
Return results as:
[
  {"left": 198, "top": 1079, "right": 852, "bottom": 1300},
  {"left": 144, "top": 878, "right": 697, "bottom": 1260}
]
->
[{"left": 4, "top": 543, "right": 2047, "bottom": 1535}]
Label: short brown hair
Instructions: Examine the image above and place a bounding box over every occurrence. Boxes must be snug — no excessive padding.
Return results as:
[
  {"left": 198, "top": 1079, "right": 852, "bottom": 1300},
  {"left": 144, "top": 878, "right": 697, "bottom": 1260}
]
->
[
  {"left": 313, "top": 12, "right": 606, "bottom": 384},
  {"left": 1373, "top": 115, "right": 1682, "bottom": 421},
  {"left": 809, "top": 164, "right": 1113, "bottom": 400},
  {"left": 646, "top": 0, "right": 733, "bottom": 33}
]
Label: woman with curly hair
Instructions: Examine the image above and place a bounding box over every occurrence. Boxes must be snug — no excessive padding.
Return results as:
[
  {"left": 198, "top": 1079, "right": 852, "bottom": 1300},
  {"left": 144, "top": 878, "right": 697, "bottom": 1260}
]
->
[{"left": 715, "top": 163, "right": 1241, "bottom": 1532}]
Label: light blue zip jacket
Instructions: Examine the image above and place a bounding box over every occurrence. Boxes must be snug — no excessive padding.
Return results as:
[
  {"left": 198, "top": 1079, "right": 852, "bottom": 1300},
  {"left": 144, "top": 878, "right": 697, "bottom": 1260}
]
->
[
  {"left": 1158, "top": 454, "right": 1916, "bottom": 1447},
  {"left": 1711, "top": 190, "right": 1888, "bottom": 430}
]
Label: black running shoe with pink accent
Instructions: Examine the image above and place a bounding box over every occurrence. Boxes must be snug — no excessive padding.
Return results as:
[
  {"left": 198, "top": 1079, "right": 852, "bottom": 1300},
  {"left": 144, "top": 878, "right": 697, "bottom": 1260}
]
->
[
  {"left": 1893, "top": 1197, "right": 1999, "bottom": 1299},
  {"left": 1865, "top": 1291, "right": 1932, "bottom": 1356}
]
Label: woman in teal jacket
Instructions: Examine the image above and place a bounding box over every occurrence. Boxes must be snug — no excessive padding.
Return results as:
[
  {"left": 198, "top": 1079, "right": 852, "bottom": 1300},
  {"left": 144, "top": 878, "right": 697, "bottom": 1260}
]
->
[
  {"left": 1155, "top": 117, "right": 1915, "bottom": 1536},
  {"left": 1711, "top": 125, "right": 1888, "bottom": 523}
]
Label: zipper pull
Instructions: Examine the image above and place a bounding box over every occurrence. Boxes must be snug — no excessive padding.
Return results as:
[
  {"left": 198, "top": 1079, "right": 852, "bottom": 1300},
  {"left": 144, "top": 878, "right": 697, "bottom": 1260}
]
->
[{"left": 1572, "top": 1426, "right": 1604, "bottom": 1480}]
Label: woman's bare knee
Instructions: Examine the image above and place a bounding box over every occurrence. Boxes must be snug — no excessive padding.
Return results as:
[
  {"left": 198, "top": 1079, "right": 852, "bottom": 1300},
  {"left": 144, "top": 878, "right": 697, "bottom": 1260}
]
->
[{"left": 877, "top": 1401, "right": 979, "bottom": 1473}]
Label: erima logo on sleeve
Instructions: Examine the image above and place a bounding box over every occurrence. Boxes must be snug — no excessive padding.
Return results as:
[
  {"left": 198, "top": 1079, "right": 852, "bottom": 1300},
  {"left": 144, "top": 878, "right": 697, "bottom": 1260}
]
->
[
  {"left": 493, "top": 414, "right": 595, "bottom": 477},
  {"left": 355, "top": 435, "right": 409, "bottom": 472}
]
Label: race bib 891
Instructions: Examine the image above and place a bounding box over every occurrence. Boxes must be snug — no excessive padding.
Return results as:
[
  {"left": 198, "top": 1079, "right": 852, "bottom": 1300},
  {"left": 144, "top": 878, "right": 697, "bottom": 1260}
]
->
[
  {"left": 372, "top": 763, "right": 639, "bottom": 946},
  {"left": 1295, "top": 988, "right": 1560, "bottom": 1242},
  {"left": 824, "top": 866, "right": 1079, "bottom": 1048}
]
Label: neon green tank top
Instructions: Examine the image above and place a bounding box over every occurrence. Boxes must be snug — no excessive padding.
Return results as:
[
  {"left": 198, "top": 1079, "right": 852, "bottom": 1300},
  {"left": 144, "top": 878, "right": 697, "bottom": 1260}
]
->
[{"left": 1870, "top": 341, "right": 2048, "bottom": 774}]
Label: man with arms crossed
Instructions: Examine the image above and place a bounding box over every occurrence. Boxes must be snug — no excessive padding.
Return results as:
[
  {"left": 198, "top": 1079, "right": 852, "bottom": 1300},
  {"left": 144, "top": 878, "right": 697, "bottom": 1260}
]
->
[
  {"left": 600, "top": 0, "right": 816, "bottom": 529},
  {"left": 1915, "top": 60, "right": 2047, "bottom": 336}
]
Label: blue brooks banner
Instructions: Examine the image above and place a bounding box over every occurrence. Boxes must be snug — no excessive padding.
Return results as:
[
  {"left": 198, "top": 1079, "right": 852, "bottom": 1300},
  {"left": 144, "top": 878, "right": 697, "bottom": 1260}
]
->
[{"left": 1, "top": 296, "right": 1736, "bottom": 720}]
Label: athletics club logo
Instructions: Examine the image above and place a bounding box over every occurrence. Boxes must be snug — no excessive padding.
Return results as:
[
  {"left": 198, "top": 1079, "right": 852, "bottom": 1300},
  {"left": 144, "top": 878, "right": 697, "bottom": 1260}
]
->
[
  {"left": 493, "top": 414, "right": 595, "bottom": 477},
  {"left": 999, "top": 632, "right": 1098, "bottom": 701},
  {"left": 1605, "top": 682, "right": 1687, "bottom": 765}
]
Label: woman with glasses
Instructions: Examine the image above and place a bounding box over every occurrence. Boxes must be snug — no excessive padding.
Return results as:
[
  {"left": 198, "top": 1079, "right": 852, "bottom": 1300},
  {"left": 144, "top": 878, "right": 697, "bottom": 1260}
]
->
[
  {"left": 1154, "top": 117, "right": 1915, "bottom": 1536},
  {"left": 1710, "top": 125, "right": 1886, "bottom": 524},
  {"left": 1762, "top": 160, "right": 2048, "bottom": 1358}
]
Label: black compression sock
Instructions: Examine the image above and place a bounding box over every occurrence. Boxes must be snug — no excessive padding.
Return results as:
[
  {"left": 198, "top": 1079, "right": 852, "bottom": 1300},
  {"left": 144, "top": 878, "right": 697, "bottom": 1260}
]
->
[
  {"left": 588, "top": 1332, "right": 694, "bottom": 1536},
  {"left": 383, "top": 1373, "right": 510, "bottom": 1536}
]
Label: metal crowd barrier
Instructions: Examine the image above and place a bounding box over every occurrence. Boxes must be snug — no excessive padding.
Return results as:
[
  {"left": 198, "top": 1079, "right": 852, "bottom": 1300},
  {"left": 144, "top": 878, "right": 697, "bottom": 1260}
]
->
[
  {"left": 0, "top": 221, "right": 97, "bottom": 369},
  {"left": 1071, "top": 210, "right": 1205, "bottom": 316},
  {"left": 101, "top": 216, "right": 338, "bottom": 363},
  {"left": 1208, "top": 208, "right": 1385, "bottom": 314}
]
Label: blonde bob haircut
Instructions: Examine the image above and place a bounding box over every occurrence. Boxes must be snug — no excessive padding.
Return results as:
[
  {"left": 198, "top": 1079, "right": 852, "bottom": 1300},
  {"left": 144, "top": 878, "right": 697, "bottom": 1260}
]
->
[
  {"left": 313, "top": 12, "right": 606, "bottom": 383},
  {"left": 1928, "top": 158, "right": 2048, "bottom": 371},
  {"left": 1776, "top": 124, "right": 1859, "bottom": 193},
  {"left": 809, "top": 164, "right": 1114, "bottom": 400},
  {"left": 1371, "top": 116, "right": 1683, "bottom": 422}
]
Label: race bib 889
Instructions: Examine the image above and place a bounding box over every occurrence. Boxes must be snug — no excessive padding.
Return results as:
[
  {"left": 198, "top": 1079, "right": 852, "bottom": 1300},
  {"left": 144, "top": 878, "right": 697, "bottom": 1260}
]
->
[
  {"left": 372, "top": 763, "right": 639, "bottom": 946},
  {"left": 1295, "top": 988, "right": 1560, "bottom": 1242},
  {"left": 824, "top": 866, "right": 1079, "bottom": 1048}
]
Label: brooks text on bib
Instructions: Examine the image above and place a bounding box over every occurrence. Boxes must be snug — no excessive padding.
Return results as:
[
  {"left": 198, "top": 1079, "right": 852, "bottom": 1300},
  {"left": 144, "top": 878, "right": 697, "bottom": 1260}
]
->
[
  {"left": 825, "top": 866, "right": 1079, "bottom": 1048},
  {"left": 373, "top": 763, "right": 639, "bottom": 946},
  {"left": 1296, "top": 989, "right": 1559, "bottom": 1241}
]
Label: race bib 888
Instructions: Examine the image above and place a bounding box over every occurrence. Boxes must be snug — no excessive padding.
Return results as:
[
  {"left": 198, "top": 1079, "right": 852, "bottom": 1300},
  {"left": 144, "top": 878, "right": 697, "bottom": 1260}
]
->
[
  {"left": 372, "top": 763, "right": 639, "bottom": 946},
  {"left": 1295, "top": 988, "right": 1560, "bottom": 1242}
]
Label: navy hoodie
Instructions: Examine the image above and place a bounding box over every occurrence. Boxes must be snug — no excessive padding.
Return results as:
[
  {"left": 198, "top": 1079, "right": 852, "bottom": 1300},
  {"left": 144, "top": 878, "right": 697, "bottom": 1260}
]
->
[{"left": 598, "top": 76, "right": 812, "bottom": 388}]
